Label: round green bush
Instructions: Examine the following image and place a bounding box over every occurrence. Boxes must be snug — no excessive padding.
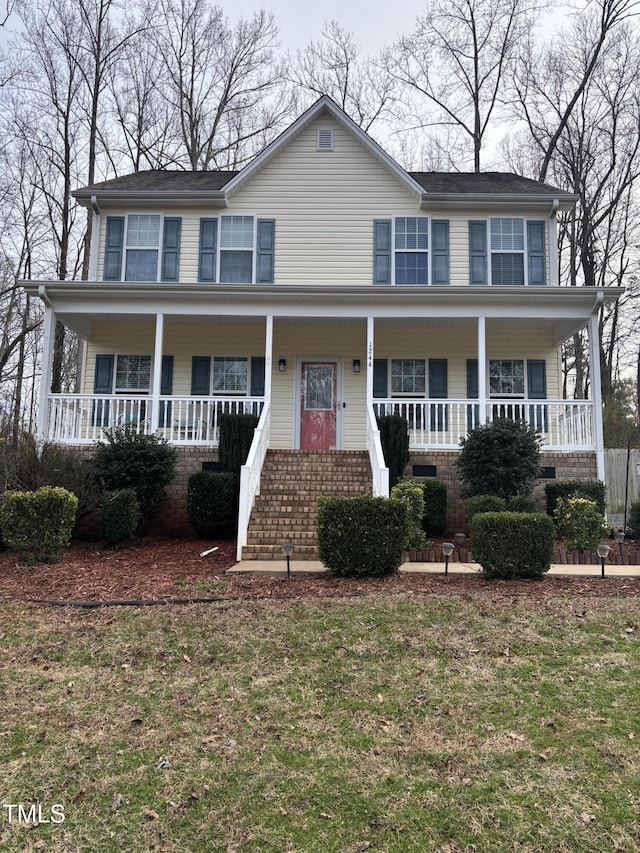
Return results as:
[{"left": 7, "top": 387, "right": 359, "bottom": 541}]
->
[
  {"left": 0, "top": 486, "right": 78, "bottom": 564},
  {"left": 553, "top": 497, "right": 609, "bottom": 552},
  {"left": 628, "top": 499, "right": 640, "bottom": 538},
  {"left": 317, "top": 495, "right": 408, "bottom": 577},
  {"left": 470, "top": 511, "right": 555, "bottom": 579},
  {"left": 458, "top": 417, "right": 541, "bottom": 500},
  {"left": 99, "top": 489, "right": 141, "bottom": 547},
  {"left": 466, "top": 494, "right": 506, "bottom": 521},
  {"left": 507, "top": 494, "right": 538, "bottom": 513}
]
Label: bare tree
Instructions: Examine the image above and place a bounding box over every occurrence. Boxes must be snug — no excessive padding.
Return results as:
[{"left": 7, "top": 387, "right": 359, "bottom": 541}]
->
[
  {"left": 150, "top": 0, "right": 290, "bottom": 170},
  {"left": 384, "top": 0, "right": 539, "bottom": 171},
  {"left": 288, "top": 20, "right": 395, "bottom": 133}
]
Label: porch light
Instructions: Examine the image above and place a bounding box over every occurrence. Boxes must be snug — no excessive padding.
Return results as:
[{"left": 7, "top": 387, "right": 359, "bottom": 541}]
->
[
  {"left": 281, "top": 542, "right": 294, "bottom": 578},
  {"left": 441, "top": 542, "right": 454, "bottom": 576},
  {"left": 596, "top": 543, "right": 610, "bottom": 579},
  {"left": 278, "top": 358, "right": 287, "bottom": 373},
  {"left": 352, "top": 359, "right": 361, "bottom": 373}
]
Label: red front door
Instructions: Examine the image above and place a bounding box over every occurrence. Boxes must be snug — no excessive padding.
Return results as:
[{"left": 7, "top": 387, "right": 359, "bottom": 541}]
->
[{"left": 300, "top": 361, "right": 338, "bottom": 450}]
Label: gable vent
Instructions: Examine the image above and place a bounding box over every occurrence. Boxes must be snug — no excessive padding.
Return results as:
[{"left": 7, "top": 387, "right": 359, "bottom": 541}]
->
[{"left": 316, "top": 128, "right": 334, "bottom": 151}]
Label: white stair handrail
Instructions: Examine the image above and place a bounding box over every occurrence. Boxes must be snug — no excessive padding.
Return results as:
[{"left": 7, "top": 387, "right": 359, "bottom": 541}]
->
[{"left": 237, "top": 401, "right": 271, "bottom": 561}]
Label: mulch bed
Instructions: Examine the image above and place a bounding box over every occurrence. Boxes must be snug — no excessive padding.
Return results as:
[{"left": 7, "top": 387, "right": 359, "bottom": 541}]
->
[{"left": 1, "top": 537, "right": 640, "bottom": 604}]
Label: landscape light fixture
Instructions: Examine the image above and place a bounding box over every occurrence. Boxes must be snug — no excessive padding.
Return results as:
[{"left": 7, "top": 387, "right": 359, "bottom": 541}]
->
[
  {"left": 281, "top": 542, "right": 294, "bottom": 579},
  {"left": 613, "top": 529, "right": 625, "bottom": 555},
  {"left": 441, "top": 542, "right": 454, "bottom": 576},
  {"left": 454, "top": 532, "right": 466, "bottom": 549},
  {"left": 596, "top": 543, "right": 610, "bottom": 579},
  {"left": 278, "top": 358, "right": 287, "bottom": 373}
]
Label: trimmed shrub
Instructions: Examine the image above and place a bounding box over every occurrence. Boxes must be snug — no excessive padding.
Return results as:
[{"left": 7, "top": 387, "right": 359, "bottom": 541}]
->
[
  {"left": 317, "top": 495, "right": 408, "bottom": 577},
  {"left": 0, "top": 486, "right": 78, "bottom": 564},
  {"left": 553, "top": 497, "right": 609, "bottom": 552},
  {"left": 471, "top": 512, "right": 555, "bottom": 579},
  {"left": 628, "top": 499, "right": 640, "bottom": 538},
  {"left": 458, "top": 417, "right": 541, "bottom": 500},
  {"left": 92, "top": 426, "right": 177, "bottom": 527},
  {"left": 507, "top": 494, "right": 538, "bottom": 514},
  {"left": 99, "top": 489, "right": 141, "bottom": 547},
  {"left": 418, "top": 479, "right": 447, "bottom": 535},
  {"left": 390, "top": 480, "right": 425, "bottom": 550},
  {"left": 377, "top": 415, "right": 410, "bottom": 488},
  {"left": 544, "top": 479, "right": 606, "bottom": 517},
  {"left": 466, "top": 494, "right": 506, "bottom": 521},
  {"left": 219, "top": 414, "right": 259, "bottom": 477},
  {"left": 187, "top": 471, "right": 237, "bottom": 538}
]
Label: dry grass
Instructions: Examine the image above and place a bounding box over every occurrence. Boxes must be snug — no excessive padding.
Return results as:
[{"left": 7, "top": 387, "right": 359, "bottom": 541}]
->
[{"left": 1, "top": 592, "right": 639, "bottom": 852}]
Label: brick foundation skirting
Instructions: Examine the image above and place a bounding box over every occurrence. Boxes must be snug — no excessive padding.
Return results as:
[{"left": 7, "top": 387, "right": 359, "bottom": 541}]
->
[{"left": 66, "top": 445, "right": 598, "bottom": 539}]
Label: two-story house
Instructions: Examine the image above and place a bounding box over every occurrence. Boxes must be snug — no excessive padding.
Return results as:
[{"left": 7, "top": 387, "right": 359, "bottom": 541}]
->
[{"left": 23, "top": 97, "right": 620, "bottom": 560}]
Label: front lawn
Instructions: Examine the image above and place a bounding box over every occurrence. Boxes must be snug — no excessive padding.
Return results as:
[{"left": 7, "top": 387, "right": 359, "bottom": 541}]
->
[{"left": 1, "top": 593, "right": 639, "bottom": 852}]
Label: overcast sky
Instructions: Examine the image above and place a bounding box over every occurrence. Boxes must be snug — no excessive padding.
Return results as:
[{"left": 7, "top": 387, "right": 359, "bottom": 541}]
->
[{"left": 227, "top": 0, "right": 426, "bottom": 53}]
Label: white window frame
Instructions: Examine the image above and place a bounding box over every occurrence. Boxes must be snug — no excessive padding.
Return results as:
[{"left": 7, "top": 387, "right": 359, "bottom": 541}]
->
[
  {"left": 122, "top": 213, "right": 164, "bottom": 282},
  {"left": 392, "top": 216, "right": 430, "bottom": 285},
  {"left": 489, "top": 217, "right": 526, "bottom": 286},
  {"left": 390, "top": 358, "right": 427, "bottom": 398},
  {"left": 218, "top": 215, "right": 257, "bottom": 284},
  {"left": 211, "top": 356, "right": 249, "bottom": 396},
  {"left": 488, "top": 358, "right": 526, "bottom": 398},
  {"left": 114, "top": 353, "right": 152, "bottom": 394}
]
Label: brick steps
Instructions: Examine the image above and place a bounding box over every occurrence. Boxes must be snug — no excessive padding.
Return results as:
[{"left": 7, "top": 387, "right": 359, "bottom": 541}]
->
[{"left": 242, "top": 450, "right": 371, "bottom": 560}]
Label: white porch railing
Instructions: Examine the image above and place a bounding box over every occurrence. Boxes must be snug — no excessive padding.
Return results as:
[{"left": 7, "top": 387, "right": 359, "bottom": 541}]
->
[
  {"left": 45, "top": 394, "right": 265, "bottom": 445},
  {"left": 366, "top": 402, "right": 389, "bottom": 497},
  {"left": 373, "top": 399, "right": 595, "bottom": 451},
  {"left": 237, "top": 400, "right": 271, "bottom": 561}
]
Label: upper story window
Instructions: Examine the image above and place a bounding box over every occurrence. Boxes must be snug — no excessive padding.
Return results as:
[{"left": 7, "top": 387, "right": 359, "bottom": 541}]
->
[
  {"left": 104, "top": 215, "right": 181, "bottom": 282},
  {"left": 125, "top": 215, "right": 161, "bottom": 281},
  {"left": 198, "top": 216, "right": 275, "bottom": 284},
  {"left": 373, "top": 217, "right": 449, "bottom": 286},
  {"left": 469, "top": 218, "right": 546, "bottom": 286}
]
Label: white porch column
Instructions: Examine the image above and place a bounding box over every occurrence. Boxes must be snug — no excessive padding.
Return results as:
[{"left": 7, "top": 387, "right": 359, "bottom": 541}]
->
[
  {"left": 366, "top": 316, "right": 374, "bottom": 402},
  {"left": 36, "top": 305, "right": 56, "bottom": 442},
  {"left": 150, "top": 313, "right": 164, "bottom": 433},
  {"left": 264, "top": 315, "right": 273, "bottom": 403},
  {"left": 477, "top": 316, "right": 487, "bottom": 424},
  {"left": 588, "top": 310, "right": 606, "bottom": 482}
]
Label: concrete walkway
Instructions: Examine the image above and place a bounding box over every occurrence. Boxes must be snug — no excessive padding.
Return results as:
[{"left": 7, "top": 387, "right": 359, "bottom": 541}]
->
[{"left": 227, "top": 560, "right": 640, "bottom": 578}]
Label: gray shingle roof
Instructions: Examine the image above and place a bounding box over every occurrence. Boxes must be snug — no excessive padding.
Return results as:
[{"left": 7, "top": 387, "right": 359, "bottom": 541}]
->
[
  {"left": 74, "top": 168, "right": 570, "bottom": 198},
  {"left": 409, "top": 171, "right": 569, "bottom": 195},
  {"left": 73, "top": 170, "right": 237, "bottom": 195}
]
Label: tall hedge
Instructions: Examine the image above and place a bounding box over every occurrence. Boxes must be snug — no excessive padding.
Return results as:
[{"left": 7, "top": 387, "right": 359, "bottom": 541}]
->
[
  {"left": 377, "top": 414, "right": 410, "bottom": 488},
  {"left": 419, "top": 478, "right": 447, "bottom": 535},
  {"left": 544, "top": 479, "right": 606, "bottom": 517},
  {"left": 317, "top": 495, "right": 408, "bottom": 577},
  {"left": 218, "top": 414, "right": 259, "bottom": 477},
  {"left": 187, "top": 471, "right": 237, "bottom": 538}
]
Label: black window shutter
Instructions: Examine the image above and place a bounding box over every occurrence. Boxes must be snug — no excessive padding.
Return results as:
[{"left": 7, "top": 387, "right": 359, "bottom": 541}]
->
[
  {"left": 373, "top": 359, "right": 388, "bottom": 398},
  {"left": 431, "top": 220, "right": 450, "bottom": 285},
  {"left": 256, "top": 220, "right": 275, "bottom": 283},
  {"left": 466, "top": 358, "right": 479, "bottom": 432},
  {"left": 250, "top": 357, "right": 266, "bottom": 396},
  {"left": 161, "top": 218, "right": 182, "bottom": 282},
  {"left": 527, "top": 358, "right": 548, "bottom": 431},
  {"left": 527, "top": 221, "right": 546, "bottom": 285},
  {"left": 373, "top": 220, "right": 392, "bottom": 284},
  {"left": 468, "top": 221, "right": 487, "bottom": 285},
  {"left": 191, "top": 356, "right": 211, "bottom": 395},
  {"left": 92, "top": 354, "right": 114, "bottom": 425},
  {"left": 429, "top": 358, "right": 448, "bottom": 431},
  {"left": 198, "top": 219, "right": 217, "bottom": 282},
  {"left": 159, "top": 355, "right": 174, "bottom": 427},
  {"left": 104, "top": 217, "right": 124, "bottom": 281}
]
